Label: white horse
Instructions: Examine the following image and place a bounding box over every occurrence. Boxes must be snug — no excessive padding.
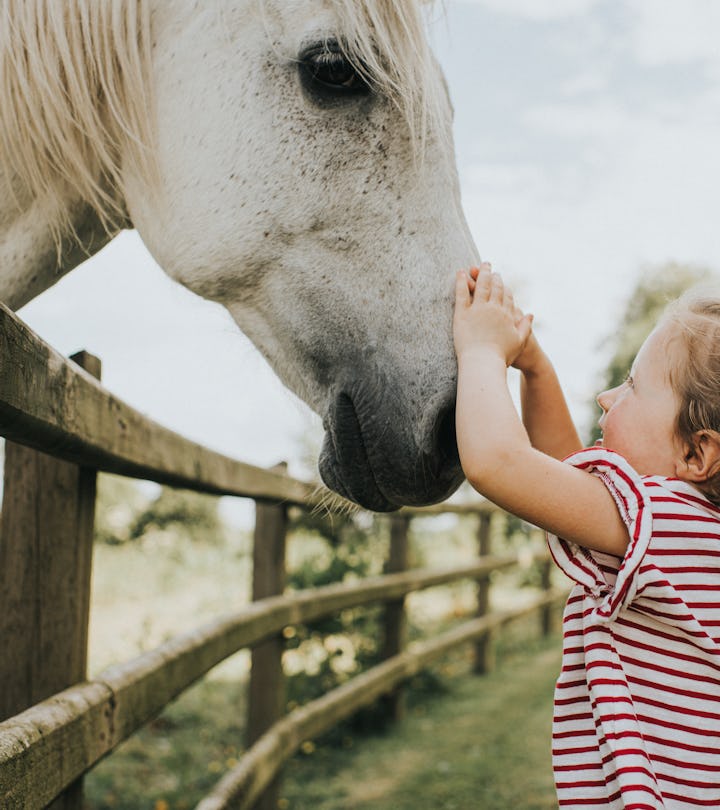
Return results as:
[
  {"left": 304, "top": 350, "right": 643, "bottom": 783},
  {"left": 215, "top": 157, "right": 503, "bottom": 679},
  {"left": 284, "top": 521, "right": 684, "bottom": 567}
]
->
[{"left": 0, "top": 1, "right": 479, "bottom": 511}]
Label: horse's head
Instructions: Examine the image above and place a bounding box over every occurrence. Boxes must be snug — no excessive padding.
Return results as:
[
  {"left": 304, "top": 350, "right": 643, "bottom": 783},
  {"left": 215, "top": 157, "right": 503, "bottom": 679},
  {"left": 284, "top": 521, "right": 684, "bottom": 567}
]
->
[{"left": 121, "top": 1, "right": 480, "bottom": 510}]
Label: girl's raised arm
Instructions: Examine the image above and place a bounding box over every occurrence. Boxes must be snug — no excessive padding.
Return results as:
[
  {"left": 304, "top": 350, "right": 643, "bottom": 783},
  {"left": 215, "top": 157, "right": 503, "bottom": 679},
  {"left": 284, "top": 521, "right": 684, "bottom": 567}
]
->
[
  {"left": 453, "top": 268, "right": 628, "bottom": 557},
  {"left": 516, "top": 337, "right": 584, "bottom": 460},
  {"left": 466, "top": 265, "right": 583, "bottom": 460}
]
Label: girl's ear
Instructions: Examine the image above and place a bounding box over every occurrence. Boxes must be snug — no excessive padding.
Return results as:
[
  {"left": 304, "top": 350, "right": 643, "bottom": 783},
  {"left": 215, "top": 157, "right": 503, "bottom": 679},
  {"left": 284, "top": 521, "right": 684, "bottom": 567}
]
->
[{"left": 677, "top": 431, "right": 720, "bottom": 482}]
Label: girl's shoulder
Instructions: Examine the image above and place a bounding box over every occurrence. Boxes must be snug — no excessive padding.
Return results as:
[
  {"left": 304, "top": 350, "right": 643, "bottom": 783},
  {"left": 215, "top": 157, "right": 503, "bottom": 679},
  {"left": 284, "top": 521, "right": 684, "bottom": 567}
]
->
[
  {"left": 551, "top": 447, "right": 720, "bottom": 622},
  {"left": 643, "top": 474, "right": 720, "bottom": 522},
  {"left": 566, "top": 446, "right": 720, "bottom": 525}
]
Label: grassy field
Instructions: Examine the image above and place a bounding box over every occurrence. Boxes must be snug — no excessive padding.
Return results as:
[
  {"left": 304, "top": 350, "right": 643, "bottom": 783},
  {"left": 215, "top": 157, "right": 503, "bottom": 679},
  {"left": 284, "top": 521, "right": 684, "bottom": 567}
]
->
[
  {"left": 84, "top": 630, "right": 561, "bottom": 810},
  {"left": 81, "top": 488, "right": 561, "bottom": 809},
  {"left": 278, "top": 635, "right": 561, "bottom": 810}
]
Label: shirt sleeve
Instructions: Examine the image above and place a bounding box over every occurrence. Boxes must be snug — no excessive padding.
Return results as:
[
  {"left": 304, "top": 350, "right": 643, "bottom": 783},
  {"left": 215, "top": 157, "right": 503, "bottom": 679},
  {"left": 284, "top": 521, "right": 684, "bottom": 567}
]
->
[{"left": 547, "top": 446, "right": 653, "bottom": 623}]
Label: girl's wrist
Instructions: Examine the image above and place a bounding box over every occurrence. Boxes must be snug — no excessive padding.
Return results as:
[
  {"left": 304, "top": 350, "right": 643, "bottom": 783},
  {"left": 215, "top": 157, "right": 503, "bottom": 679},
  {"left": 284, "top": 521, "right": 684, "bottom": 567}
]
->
[
  {"left": 515, "top": 343, "right": 548, "bottom": 376},
  {"left": 457, "top": 343, "right": 509, "bottom": 369}
]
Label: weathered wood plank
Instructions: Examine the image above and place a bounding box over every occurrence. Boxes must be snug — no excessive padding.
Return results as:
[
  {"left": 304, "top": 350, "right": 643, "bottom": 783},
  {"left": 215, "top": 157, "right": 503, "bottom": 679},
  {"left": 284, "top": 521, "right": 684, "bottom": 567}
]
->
[
  {"left": 0, "top": 682, "right": 112, "bottom": 810},
  {"left": 474, "top": 512, "right": 495, "bottom": 674},
  {"left": 0, "top": 351, "right": 101, "bottom": 809},
  {"left": 98, "top": 556, "right": 525, "bottom": 741},
  {"left": 0, "top": 303, "right": 317, "bottom": 505},
  {"left": 0, "top": 444, "right": 95, "bottom": 719},
  {"left": 247, "top": 497, "right": 288, "bottom": 810},
  {"left": 0, "top": 556, "right": 549, "bottom": 807},
  {"left": 380, "top": 514, "right": 410, "bottom": 722},
  {"left": 402, "top": 501, "right": 497, "bottom": 516},
  {"left": 195, "top": 589, "right": 569, "bottom": 810}
]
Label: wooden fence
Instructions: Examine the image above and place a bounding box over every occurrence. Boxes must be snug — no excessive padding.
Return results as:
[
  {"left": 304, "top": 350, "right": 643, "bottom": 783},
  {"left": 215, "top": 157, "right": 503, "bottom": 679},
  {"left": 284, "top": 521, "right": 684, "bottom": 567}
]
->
[{"left": 0, "top": 302, "right": 566, "bottom": 809}]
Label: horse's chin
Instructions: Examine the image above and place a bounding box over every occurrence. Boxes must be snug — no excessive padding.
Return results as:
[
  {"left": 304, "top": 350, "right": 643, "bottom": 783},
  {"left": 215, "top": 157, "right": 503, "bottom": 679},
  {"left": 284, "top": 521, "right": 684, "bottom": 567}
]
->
[
  {"left": 318, "top": 408, "right": 399, "bottom": 512},
  {"left": 318, "top": 439, "right": 464, "bottom": 512},
  {"left": 318, "top": 389, "right": 464, "bottom": 512},
  {"left": 318, "top": 452, "right": 398, "bottom": 512}
]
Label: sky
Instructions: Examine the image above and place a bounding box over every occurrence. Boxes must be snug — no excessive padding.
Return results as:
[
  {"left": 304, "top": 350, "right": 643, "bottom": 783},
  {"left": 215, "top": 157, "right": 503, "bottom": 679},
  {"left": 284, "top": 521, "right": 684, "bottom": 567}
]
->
[{"left": 17, "top": 0, "right": 720, "bottom": 524}]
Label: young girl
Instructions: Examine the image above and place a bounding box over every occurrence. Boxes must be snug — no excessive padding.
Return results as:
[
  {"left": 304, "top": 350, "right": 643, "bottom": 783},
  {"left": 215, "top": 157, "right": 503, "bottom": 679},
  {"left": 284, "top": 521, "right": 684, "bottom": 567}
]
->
[{"left": 453, "top": 263, "right": 720, "bottom": 809}]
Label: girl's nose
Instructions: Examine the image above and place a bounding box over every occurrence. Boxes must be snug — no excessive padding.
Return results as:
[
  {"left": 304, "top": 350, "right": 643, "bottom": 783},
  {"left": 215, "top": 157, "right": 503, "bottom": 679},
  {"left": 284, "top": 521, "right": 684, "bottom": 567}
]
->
[{"left": 596, "top": 387, "right": 615, "bottom": 413}]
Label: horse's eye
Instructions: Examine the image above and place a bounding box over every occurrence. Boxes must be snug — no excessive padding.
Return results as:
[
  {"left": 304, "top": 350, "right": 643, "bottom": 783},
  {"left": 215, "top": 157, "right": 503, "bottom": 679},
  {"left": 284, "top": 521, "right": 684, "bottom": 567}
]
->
[{"left": 299, "top": 41, "right": 371, "bottom": 100}]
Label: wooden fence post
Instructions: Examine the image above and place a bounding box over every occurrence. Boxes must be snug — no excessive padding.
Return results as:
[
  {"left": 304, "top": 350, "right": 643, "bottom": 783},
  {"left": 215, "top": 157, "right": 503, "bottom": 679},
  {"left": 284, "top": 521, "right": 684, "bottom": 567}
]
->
[
  {"left": 0, "top": 350, "right": 101, "bottom": 810},
  {"left": 380, "top": 513, "right": 410, "bottom": 722},
  {"left": 247, "top": 474, "right": 288, "bottom": 810},
  {"left": 474, "top": 512, "right": 495, "bottom": 674}
]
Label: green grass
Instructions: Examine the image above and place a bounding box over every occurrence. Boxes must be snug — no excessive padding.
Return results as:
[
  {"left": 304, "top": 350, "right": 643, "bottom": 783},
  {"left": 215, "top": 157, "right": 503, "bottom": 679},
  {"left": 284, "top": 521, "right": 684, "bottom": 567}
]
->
[
  {"left": 84, "top": 632, "right": 561, "bottom": 810},
  {"left": 85, "top": 674, "right": 249, "bottom": 809},
  {"left": 82, "top": 511, "right": 562, "bottom": 809},
  {"left": 279, "top": 635, "right": 560, "bottom": 810}
]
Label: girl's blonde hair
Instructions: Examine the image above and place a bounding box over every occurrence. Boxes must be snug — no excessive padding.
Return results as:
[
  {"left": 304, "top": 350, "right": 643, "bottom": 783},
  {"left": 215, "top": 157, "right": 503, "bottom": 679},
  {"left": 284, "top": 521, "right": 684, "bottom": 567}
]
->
[{"left": 664, "top": 290, "right": 720, "bottom": 504}]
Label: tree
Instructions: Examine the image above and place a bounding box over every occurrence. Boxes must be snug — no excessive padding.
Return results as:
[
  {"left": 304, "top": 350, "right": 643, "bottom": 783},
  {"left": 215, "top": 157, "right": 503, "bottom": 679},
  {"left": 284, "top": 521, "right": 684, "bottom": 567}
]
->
[
  {"left": 94, "top": 473, "right": 226, "bottom": 545},
  {"left": 129, "top": 486, "right": 226, "bottom": 545},
  {"left": 587, "top": 261, "right": 715, "bottom": 444},
  {"left": 94, "top": 473, "right": 151, "bottom": 545}
]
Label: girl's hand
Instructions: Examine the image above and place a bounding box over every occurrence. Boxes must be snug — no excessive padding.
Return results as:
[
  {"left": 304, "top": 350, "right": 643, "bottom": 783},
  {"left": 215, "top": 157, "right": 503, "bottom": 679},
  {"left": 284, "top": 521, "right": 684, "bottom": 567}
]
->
[
  {"left": 512, "top": 328, "right": 543, "bottom": 374},
  {"left": 453, "top": 263, "right": 533, "bottom": 366},
  {"left": 467, "top": 265, "right": 539, "bottom": 370},
  {"left": 469, "top": 264, "right": 543, "bottom": 373}
]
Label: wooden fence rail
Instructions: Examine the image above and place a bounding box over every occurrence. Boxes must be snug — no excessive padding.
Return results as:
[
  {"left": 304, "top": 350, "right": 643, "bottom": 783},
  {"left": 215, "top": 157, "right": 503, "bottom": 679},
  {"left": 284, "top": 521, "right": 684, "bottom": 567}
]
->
[
  {"left": 0, "top": 554, "right": 558, "bottom": 805},
  {"left": 0, "top": 302, "right": 564, "bottom": 809},
  {"left": 0, "top": 303, "right": 316, "bottom": 505},
  {"left": 196, "top": 589, "right": 565, "bottom": 810}
]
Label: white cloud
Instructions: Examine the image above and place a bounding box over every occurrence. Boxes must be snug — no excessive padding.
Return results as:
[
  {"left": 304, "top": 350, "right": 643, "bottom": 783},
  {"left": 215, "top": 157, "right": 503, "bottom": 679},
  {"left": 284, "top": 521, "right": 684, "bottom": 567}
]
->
[
  {"left": 628, "top": 0, "right": 720, "bottom": 67},
  {"left": 454, "top": 0, "right": 720, "bottom": 74},
  {"left": 560, "top": 71, "right": 610, "bottom": 98},
  {"left": 523, "top": 99, "right": 629, "bottom": 140},
  {"left": 457, "top": 63, "right": 720, "bottom": 428},
  {"left": 454, "top": 0, "right": 600, "bottom": 21}
]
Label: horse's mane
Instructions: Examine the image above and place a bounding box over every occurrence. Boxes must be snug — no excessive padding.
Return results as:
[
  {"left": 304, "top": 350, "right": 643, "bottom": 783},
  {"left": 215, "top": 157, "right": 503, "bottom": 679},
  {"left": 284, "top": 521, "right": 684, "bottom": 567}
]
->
[
  {"left": 0, "top": 0, "right": 445, "bottom": 241},
  {"left": 330, "top": 0, "right": 448, "bottom": 151},
  {"left": 0, "top": 0, "right": 154, "bottom": 237}
]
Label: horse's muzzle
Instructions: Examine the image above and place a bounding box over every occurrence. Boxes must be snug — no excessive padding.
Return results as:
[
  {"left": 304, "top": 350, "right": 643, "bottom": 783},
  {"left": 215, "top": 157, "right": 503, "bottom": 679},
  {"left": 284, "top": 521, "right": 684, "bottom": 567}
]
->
[{"left": 319, "top": 379, "right": 463, "bottom": 512}]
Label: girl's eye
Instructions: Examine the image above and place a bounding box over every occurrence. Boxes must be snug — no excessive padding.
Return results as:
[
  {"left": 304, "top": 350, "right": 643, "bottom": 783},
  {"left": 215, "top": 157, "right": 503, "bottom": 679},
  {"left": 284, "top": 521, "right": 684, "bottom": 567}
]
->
[{"left": 625, "top": 375, "right": 635, "bottom": 389}]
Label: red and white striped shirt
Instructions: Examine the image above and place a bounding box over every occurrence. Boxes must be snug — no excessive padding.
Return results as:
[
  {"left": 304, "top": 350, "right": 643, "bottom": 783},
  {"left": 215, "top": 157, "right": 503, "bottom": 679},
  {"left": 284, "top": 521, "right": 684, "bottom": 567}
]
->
[{"left": 548, "top": 447, "right": 720, "bottom": 809}]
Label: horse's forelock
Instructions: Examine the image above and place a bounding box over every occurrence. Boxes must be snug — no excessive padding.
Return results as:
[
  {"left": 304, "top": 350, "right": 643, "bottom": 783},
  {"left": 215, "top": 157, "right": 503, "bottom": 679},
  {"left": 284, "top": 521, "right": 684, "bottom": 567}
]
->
[
  {"left": 333, "top": 0, "right": 449, "bottom": 151},
  {"left": 0, "top": 0, "right": 155, "bottom": 240}
]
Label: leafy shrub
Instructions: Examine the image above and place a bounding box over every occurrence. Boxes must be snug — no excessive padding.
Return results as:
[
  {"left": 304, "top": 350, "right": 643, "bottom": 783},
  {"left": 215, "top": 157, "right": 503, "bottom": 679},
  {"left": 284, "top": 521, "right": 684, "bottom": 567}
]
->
[
  {"left": 285, "top": 508, "right": 400, "bottom": 735},
  {"left": 95, "top": 475, "right": 226, "bottom": 546}
]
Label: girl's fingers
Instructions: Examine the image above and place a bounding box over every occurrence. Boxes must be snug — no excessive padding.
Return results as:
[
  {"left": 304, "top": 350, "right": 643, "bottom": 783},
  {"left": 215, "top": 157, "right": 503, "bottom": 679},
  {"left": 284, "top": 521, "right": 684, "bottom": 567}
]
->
[
  {"left": 474, "top": 264, "right": 492, "bottom": 301},
  {"left": 517, "top": 313, "right": 534, "bottom": 344},
  {"left": 469, "top": 261, "right": 490, "bottom": 280},
  {"left": 464, "top": 262, "right": 517, "bottom": 309},
  {"left": 489, "top": 272, "right": 503, "bottom": 304},
  {"left": 455, "top": 270, "right": 471, "bottom": 305}
]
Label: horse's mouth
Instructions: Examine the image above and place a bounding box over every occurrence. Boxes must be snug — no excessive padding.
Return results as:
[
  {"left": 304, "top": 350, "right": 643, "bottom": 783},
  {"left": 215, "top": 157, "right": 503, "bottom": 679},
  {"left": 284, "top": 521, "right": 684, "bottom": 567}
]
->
[
  {"left": 319, "top": 392, "right": 398, "bottom": 512},
  {"left": 318, "top": 387, "right": 464, "bottom": 512}
]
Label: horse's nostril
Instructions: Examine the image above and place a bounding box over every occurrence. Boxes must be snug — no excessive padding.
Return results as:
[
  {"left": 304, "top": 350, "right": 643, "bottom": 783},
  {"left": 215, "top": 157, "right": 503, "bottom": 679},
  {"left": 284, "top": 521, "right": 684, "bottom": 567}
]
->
[{"left": 432, "top": 401, "right": 458, "bottom": 463}]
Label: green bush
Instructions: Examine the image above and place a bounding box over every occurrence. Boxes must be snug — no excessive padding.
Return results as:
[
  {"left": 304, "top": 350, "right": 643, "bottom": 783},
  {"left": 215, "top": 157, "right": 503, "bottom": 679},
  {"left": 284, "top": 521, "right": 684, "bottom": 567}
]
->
[{"left": 94, "top": 474, "right": 226, "bottom": 546}]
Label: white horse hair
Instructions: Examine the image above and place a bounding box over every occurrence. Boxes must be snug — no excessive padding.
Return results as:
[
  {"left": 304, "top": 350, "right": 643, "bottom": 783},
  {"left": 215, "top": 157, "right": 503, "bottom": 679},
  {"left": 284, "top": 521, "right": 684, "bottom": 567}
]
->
[{"left": 0, "top": 0, "right": 479, "bottom": 511}]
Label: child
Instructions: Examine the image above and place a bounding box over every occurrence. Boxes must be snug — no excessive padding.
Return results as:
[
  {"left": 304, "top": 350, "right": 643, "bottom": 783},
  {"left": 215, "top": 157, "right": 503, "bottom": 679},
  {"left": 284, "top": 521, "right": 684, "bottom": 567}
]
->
[{"left": 453, "top": 263, "right": 720, "bottom": 809}]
